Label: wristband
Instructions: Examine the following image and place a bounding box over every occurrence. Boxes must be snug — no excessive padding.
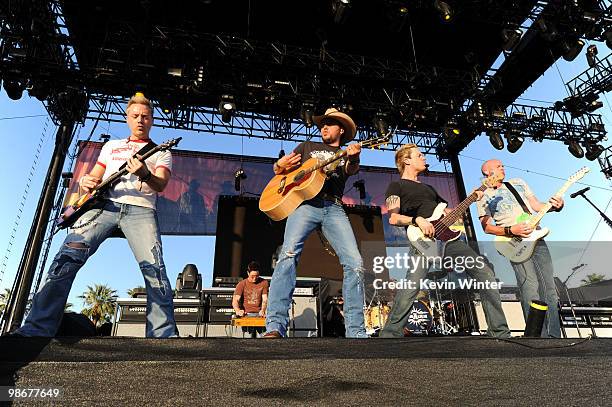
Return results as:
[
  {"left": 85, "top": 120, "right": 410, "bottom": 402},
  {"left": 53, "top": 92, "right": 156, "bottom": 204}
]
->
[
  {"left": 504, "top": 226, "right": 513, "bottom": 236},
  {"left": 412, "top": 216, "right": 420, "bottom": 226},
  {"left": 139, "top": 170, "right": 152, "bottom": 183}
]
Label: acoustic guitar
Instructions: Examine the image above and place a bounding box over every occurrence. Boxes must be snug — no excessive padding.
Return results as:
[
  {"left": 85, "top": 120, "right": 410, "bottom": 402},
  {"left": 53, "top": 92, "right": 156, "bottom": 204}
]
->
[{"left": 259, "top": 134, "right": 391, "bottom": 221}]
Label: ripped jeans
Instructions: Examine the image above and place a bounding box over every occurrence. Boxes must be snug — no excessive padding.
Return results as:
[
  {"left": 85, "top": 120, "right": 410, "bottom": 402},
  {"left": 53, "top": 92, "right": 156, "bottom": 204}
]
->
[
  {"left": 265, "top": 198, "right": 367, "bottom": 338},
  {"left": 17, "top": 200, "right": 177, "bottom": 338}
]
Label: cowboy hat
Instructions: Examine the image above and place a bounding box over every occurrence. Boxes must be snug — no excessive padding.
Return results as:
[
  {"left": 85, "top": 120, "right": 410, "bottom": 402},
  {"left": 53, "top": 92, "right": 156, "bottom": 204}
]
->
[{"left": 313, "top": 108, "right": 357, "bottom": 143}]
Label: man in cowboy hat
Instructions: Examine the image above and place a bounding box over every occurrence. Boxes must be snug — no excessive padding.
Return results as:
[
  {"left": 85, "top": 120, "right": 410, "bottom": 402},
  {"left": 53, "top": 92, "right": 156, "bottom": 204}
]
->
[{"left": 264, "top": 108, "right": 368, "bottom": 338}]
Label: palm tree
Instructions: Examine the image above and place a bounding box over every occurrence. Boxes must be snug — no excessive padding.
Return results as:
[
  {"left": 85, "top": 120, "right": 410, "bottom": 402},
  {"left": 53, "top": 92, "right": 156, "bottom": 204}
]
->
[
  {"left": 127, "top": 286, "right": 146, "bottom": 298},
  {"left": 581, "top": 273, "right": 606, "bottom": 286},
  {"left": 79, "top": 284, "right": 117, "bottom": 327}
]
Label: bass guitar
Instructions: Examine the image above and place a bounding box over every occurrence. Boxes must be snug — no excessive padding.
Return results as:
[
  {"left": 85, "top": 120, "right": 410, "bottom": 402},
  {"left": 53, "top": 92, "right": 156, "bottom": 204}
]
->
[
  {"left": 407, "top": 173, "right": 502, "bottom": 257},
  {"left": 259, "top": 133, "right": 391, "bottom": 221},
  {"left": 57, "top": 137, "right": 182, "bottom": 230}
]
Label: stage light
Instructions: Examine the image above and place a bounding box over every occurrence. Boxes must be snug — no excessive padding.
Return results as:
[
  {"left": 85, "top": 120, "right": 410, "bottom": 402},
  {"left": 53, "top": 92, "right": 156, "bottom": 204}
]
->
[
  {"left": 586, "top": 99, "right": 604, "bottom": 113},
  {"left": 487, "top": 129, "right": 504, "bottom": 150},
  {"left": 586, "top": 44, "right": 598, "bottom": 68},
  {"left": 506, "top": 130, "right": 524, "bottom": 153},
  {"left": 278, "top": 149, "right": 285, "bottom": 159},
  {"left": 3, "top": 80, "right": 24, "bottom": 100},
  {"left": 27, "top": 82, "right": 50, "bottom": 102},
  {"left": 353, "top": 180, "right": 366, "bottom": 200},
  {"left": 502, "top": 27, "right": 523, "bottom": 52},
  {"left": 167, "top": 67, "right": 182, "bottom": 77},
  {"left": 234, "top": 168, "right": 247, "bottom": 191},
  {"left": 332, "top": 0, "right": 351, "bottom": 24},
  {"left": 373, "top": 114, "right": 389, "bottom": 136},
  {"left": 434, "top": 0, "right": 453, "bottom": 22},
  {"left": 562, "top": 39, "right": 585, "bottom": 62},
  {"left": 537, "top": 19, "right": 559, "bottom": 42},
  {"left": 300, "top": 104, "right": 314, "bottom": 128},
  {"left": 585, "top": 142, "right": 604, "bottom": 161},
  {"left": 567, "top": 139, "right": 584, "bottom": 158},
  {"left": 219, "top": 95, "right": 236, "bottom": 123}
]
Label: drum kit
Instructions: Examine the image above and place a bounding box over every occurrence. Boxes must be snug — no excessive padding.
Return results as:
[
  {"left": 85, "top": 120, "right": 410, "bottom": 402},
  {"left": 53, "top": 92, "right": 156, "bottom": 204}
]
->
[{"left": 364, "top": 269, "right": 464, "bottom": 337}]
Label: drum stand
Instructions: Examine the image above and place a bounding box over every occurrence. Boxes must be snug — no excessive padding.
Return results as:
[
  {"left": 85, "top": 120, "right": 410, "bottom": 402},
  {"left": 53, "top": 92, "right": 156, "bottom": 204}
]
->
[{"left": 428, "top": 274, "right": 458, "bottom": 335}]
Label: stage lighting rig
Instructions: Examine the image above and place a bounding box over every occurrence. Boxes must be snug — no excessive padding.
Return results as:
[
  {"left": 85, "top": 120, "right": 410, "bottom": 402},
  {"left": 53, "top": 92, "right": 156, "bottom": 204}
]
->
[
  {"left": 561, "top": 39, "right": 585, "bottom": 62},
  {"left": 586, "top": 44, "right": 598, "bottom": 68},
  {"left": 585, "top": 141, "right": 605, "bottom": 161},
  {"left": 502, "top": 26, "right": 523, "bottom": 52},
  {"left": 487, "top": 128, "right": 504, "bottom": 150},
  {"left": 332, "top": 0, "right": 351, "bottom": 24},
  {"left": 566, "top": 137, "right": 585, "bottom": 158},
  {"left": 505, "top": 128, "right": 524, "bottom": 153},
  {"left": 434, "top": 0, "right": 453, "bottom": 22},
  {"left": 373, "top": 114, "right": 390, "bottom": 136},
  {"left": 219, "top": 95, "right": 236, "bottom": 123},
  {"left": 3, "top": 80, "right": 24, "bottom": 100},
  {"left": 605, "top": 29, "right": 612, "bottom": 50},
  {"left": 300, "top": 103, "right": 314, "bottom": 128}
]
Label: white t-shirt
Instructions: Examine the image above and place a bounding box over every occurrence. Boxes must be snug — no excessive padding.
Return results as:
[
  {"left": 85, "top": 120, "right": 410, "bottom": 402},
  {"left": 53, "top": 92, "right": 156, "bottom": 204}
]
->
[
  {"left": 96, "top": 138, "right": 172, "bottom": 209},
  {"left": 476, "top": 178, "right": 536, "bottom": 227}
]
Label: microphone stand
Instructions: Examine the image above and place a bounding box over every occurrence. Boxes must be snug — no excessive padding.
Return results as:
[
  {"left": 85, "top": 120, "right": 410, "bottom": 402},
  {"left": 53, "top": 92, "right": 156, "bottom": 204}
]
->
[
  {"left": 560, "top": 264, "right": 586, "bottom": 338},
  {"left": 572, "top": 191, "right": 612, "bottom": 229}
]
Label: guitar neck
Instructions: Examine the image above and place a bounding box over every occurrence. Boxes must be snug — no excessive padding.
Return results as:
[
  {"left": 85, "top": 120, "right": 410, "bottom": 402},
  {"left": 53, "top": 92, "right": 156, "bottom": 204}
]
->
[
  {"left": 95, "top": 144, "right": 163, "bottom": 193},
  {"left": 527, "top": 179, "right": 573, "bottom": 227},
  {"left": 438, "top": 184, "right": 486, "bottom": 228}
]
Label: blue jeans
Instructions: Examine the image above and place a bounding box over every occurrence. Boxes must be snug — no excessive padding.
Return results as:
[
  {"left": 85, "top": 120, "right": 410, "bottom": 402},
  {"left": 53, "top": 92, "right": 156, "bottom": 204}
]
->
[
  {"left": 266, "top": 199, "right": 367, "bottom": 338},
  {"left": 511, "top": 241, "right": 561, "bottom": 338},
  {"left": 18, "top": 201, "right": 177, "bottom": 338},
  {"left": 380, "top": 240, "right": 511, "bottom": 338}
]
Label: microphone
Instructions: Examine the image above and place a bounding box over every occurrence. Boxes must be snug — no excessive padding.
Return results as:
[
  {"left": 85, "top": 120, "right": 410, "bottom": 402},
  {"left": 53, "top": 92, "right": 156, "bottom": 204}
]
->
[
  {"left": 423, "top": 163, "right": 430, "bottom": 174},
  {"left": 234, "top": 169, "right": 247, "bottom": 191},
  {"left": 570, "top": 187, "right": 590, "bottom": 199}
]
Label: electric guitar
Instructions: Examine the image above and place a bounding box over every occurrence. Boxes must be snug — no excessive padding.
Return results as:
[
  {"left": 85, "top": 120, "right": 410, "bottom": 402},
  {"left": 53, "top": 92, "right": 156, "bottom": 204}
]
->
[
  {"left": 57, "top": 137, "right": 182, "bottom": 230},
  {"left": 259, "top": 133, "right": 392, "bottom": 221},
  {"left": 406, "top": 174, "right": 503, "bottom": 257},
  {"left": 494, "top": 167, "right": 589, "bottom": 263}
]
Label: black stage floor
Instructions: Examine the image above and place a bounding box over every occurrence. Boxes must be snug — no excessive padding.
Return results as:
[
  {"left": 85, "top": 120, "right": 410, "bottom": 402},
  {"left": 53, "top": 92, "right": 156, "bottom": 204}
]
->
[{"left": 1, "top": 336, "right": 611, "bottom": 406}]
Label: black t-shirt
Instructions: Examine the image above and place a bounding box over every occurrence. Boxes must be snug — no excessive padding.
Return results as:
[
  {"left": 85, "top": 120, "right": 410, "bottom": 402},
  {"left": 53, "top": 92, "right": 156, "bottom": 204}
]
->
[
  {"left": 385, "top": 179, "right": 447, "bottom": 219},
  {"left": 293, "top": 141, "right": 351, "bottom": 200}
]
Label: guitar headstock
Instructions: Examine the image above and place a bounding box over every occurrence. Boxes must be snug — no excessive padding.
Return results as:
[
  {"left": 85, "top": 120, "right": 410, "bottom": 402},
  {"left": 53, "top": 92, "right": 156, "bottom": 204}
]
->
[
  {"left": 159, "top": 137, "right": 183, "bottom": 150},
  {"left": 359, "top": 126, "right": 395, "bottom": 150},
  {"left": 482, "top": 172, "right": 504, "bottom": 189},
  {"left": 568, "top": 166, "right": 590, "bottom": 183}
]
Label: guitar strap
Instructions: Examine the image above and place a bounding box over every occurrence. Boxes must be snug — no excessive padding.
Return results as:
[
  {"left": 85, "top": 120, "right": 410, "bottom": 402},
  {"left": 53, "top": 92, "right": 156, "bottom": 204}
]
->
[{"left": 503, "top": 182, "right": 531, "bottom": 215}]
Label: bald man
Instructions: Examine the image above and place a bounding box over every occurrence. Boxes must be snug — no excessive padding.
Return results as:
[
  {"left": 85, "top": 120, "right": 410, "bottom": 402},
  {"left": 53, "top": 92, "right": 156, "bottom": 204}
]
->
[{"left": 477, "top": 159, "right": 563, "bottom": 338}]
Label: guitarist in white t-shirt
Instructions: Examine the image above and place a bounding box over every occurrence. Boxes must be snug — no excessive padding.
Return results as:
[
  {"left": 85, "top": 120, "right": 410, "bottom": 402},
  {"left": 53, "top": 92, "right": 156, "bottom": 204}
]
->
[
  {"left": 13, "top": 93, "right": 178, "bottom": 338},
  {"left": 478, "top": 159, "right": 564, "bottom": 338}
]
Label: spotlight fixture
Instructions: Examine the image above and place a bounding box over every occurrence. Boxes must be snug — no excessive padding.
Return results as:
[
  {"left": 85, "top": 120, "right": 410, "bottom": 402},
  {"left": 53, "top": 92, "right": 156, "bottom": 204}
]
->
[
  {"left": 219, "top": 95, "right": 236, "bottom": 123},
  {"left": 586, "top": 44, "right": 598, "bottom": 68},
  {"left": 585, "top": 142, "right": 604, "bottom": 161},
  {"left": 487, "top": 129, "right": 504, "bottom": 150},
  {"left": 332, "top": 0, "right": 351, "bottom": 24},
  {"left": 502, "top": 27, "right": 523, "bottom": 52},
  {"left": 567, "top": 139, "right": 584, "bottom": 158},
  {"left": 300, "top": 104, "right": 314, "bottom": 128},
  {"left": 373, "top": 114, "right": 389, "bottom": 136},
  {"left": 234, "top": 168, "right": 247, "bottom": 192},
  {"left": 434, "top": 0, "right": 453, "bottom": 22},
  {"left": 506, "top": 130, "right": 524, "bottom": 153},
  {"left": 562, "top": 39, "right": 585, "bottom": 62},
  {"left": 586, "top": 99, "right": 604, "bottom": 113},
  {"left": 3, "top": 80, "right": 24, "bottom": 100}
]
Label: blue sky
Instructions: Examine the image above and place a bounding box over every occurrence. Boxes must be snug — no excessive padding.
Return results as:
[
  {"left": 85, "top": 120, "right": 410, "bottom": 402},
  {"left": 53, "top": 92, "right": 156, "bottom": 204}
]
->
[{"left": 1, "top": 46, "right": 611, "bottom": 313}]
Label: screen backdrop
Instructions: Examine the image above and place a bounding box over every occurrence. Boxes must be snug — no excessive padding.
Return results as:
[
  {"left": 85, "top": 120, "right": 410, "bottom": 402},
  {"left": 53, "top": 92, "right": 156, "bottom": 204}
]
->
[{"left": 67, "top": 141, "right": 461, "bottom": 244}]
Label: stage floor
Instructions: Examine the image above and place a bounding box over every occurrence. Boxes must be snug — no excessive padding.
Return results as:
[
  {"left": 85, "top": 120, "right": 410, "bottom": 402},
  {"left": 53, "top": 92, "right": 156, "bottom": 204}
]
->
[{"left": 2, "top": 336, "right": 611, "bottom": 405}]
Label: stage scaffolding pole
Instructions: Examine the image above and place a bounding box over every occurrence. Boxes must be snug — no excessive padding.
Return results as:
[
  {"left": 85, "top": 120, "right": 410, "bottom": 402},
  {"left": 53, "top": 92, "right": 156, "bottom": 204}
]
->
[{"left": 1, "top": 121, "right": 76, "bottom": 334}]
